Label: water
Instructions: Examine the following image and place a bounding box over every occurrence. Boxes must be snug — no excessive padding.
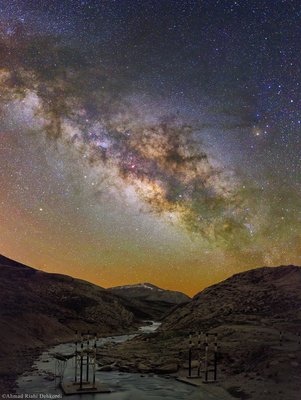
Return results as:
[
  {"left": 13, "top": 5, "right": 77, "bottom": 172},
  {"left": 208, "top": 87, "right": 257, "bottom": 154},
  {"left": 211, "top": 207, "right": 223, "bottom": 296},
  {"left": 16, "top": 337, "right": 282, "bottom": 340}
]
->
[
  {"left": 138, "top": 321, "right": 161, "bottom": 334},
  {"left": 17, "top": 322, "right": 220, "bottom": 399}
]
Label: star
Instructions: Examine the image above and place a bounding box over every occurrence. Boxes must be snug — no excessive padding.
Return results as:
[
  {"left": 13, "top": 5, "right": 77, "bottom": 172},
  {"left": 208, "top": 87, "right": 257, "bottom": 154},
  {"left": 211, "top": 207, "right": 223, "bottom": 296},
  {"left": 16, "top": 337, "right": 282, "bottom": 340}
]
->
[{"left": 0, "top": 0, "right": 300, "bottom": 295}]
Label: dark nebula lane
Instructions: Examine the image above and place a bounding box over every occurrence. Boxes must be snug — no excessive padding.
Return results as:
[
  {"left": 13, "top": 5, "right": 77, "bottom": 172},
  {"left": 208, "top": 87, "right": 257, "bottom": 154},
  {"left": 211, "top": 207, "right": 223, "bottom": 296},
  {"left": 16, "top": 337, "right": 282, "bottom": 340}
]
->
[{"left": 0, "top": 0, "right": 301, "bottom": 295}]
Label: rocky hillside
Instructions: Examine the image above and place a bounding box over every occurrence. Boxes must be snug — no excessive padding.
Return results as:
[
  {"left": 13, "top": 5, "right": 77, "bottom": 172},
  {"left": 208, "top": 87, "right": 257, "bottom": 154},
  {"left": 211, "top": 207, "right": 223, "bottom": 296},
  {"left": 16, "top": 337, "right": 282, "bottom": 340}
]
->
[
  {"left": 108, "top": 282, "right": 190, "bottom": 320},
  {"left": 101, "top": 266, "right": 301, "bottom": 400},
  {"left": 0, "top": 254, "right": 135, "bottom": 392},
  {"left": 161, "top": 265, "right": 301, "bottom": 331}
]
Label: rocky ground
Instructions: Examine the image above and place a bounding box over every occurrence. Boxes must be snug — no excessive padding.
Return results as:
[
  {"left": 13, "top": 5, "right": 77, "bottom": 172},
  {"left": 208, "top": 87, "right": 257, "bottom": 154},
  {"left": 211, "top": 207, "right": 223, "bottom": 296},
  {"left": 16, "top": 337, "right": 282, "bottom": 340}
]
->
[
  {"left": 0, "top": 255, "right": 136, "bottom": 394},
  {"left": 0, "top": 254, "right": 190, "bottom": 394},
  {"left": 2, "top": 258, "right": 301, "bottom": 399},
  {"left": 97, "top": 266, "right": 301, "bottom": 400},
  {"left": 97, "top": 323, "right": 301, "bottom": 399}
]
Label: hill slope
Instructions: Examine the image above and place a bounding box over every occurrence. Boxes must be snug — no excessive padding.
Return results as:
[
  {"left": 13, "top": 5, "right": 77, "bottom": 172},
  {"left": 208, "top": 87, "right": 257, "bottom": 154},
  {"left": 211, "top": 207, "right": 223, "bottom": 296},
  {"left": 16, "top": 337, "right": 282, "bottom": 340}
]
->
[
  {"left": 0, "top": 254, "right": 134, "bottom": 392},
  {"left": 108, "top": 282, "right": 190, "bottom": 320},
  {"left": 101, "top": 266, "right": 301, "bottom": 400},
  {"left": 161, "top": 265, "right": 301, "bottom": 331}
]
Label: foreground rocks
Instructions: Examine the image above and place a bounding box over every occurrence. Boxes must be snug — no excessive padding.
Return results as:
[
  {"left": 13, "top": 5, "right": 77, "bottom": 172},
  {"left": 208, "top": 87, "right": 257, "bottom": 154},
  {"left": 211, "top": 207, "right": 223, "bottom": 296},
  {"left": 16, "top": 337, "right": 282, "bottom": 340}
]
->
[
  {"left": 97, "top": 323, "right": 301, "bottom": 400},
  {"left": 2, "top": 259, "right": 301, "bottom": 399},
  {"left": 98, "top": 266, "right": 301, "bottom": 400},
  {"left": 0, "top": 254, "right": 136, "bottom": 393}
]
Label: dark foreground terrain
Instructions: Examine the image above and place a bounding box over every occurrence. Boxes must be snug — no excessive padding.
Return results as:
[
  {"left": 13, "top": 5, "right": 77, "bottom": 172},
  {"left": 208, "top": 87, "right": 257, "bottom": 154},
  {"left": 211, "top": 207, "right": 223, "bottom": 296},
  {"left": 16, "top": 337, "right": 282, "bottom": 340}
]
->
[
  {"left": 99, "top": 266, "right": 301, "bottom": 400},
  {"left": 0, "top": 254, "right": 190, "bottom": 393},
  {"left": 0, "top": 255, "right": 135, "bottom": 393},
  {"left": 1, "top": 255, "right": 301, "bottom": 399}
]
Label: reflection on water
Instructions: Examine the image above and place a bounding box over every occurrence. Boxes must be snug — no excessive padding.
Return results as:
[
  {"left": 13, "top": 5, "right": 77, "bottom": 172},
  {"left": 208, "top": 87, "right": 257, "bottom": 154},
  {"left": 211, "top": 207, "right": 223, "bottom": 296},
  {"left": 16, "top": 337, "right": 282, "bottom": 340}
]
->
[
  {"left": 138, "top": 321, "right": 162, "bottom": 333},
  {"left": 17, "top": 322, "right": 218, "bottom": 399}
]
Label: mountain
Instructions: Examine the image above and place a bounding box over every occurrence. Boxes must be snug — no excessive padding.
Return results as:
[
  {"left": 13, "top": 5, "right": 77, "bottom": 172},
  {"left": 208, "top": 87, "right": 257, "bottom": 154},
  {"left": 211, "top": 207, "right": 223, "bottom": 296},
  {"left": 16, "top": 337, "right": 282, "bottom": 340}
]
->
[
  {"left": 102, "top": 266, "right": 301, "bottom": 400},
  {"left": 158, "top": 265, "right": 301, "bottom": 399},
  {"left": 0, "top": 254, "right": 135, "bottom": 392},
  {"left": 108, "top": 282, "right": 190, "bottom": 320},
  {"left": 0, "top": 254, "right": 35, "bottom": 269},
  {"left": 161, "top": 265, "right": 301, "bottom": 331}
]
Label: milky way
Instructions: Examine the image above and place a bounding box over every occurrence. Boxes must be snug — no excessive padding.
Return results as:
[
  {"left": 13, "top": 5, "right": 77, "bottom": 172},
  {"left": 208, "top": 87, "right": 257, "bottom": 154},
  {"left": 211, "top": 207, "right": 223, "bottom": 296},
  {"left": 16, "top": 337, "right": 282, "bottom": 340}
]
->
[{"left": 0, "top": 1, "right": 300, "bottom": 294}]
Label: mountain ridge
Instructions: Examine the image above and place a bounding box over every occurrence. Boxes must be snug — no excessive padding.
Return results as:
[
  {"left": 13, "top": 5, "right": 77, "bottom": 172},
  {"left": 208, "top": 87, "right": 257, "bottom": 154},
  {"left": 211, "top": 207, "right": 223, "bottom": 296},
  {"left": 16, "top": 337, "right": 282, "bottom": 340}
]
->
[
  {"left": 0, "top": 254, "right": 135, "bottom": 392},
  {"left": 108, "top": 281, "right": 190, "bottom": 320},
  {"left": 110, "top": 282, "right": 164, "bottom": 291},
  {"left": 99, "top": 264, "right": 301, "bottom": 400},
  {"left": 0, "top": 254, "right": 34, "bottom": 270},
  {"left": 162, "top": 264, "right": 301, "bottom": 331}
]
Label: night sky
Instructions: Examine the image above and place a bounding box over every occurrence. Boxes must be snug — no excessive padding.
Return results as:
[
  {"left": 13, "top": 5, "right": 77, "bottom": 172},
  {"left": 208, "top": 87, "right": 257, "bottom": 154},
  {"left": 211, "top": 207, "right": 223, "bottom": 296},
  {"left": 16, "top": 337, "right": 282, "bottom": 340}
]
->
[{"left": 0, "top": 0, "right": 300, "bottom": 295}]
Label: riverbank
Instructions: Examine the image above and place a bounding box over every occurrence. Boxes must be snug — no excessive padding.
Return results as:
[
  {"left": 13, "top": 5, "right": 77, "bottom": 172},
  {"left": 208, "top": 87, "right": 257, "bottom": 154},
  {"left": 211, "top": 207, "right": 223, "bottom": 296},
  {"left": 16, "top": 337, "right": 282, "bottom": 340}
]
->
[
  {"left": 0, "top": 335, "right": 73, "bottom": 394},
  {"left": 1, "top": 322, "right": 152, "bottom": 394},
  {"left": 11, "top": 320, "right": 301, "bottom": 400},
  {"left": 0, "top": 325, "right": 140, "bottom": 395},
  {"left": 15, "top": 321, "right": 232, "bottom": 399},
  {"left": 98, "top": 323, "right": 301, "bottom": 400},
  {"left": 0, "top": 257, "right": 138, "bottom": 394}
]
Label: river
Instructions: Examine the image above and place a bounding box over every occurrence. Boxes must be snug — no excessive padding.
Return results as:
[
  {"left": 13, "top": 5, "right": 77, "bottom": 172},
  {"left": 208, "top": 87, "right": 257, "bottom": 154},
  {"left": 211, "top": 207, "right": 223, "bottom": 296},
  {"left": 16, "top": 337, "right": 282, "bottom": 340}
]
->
[{"left": 16, "top": 321, "right": 222, "bottom": 399}]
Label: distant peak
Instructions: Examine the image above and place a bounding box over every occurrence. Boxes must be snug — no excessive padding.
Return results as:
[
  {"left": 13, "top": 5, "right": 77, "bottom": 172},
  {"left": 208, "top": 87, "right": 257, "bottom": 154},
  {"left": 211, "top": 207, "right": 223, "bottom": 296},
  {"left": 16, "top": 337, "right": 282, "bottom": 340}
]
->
[
  {"left": 142, "top": 283, "right": 163, "bottom": 291},
  {"left": 111, "top": 282, "right": 163, "bottom": 292},
  {"left": 111, "top": 282, "right": 163, "bottom": 291}
]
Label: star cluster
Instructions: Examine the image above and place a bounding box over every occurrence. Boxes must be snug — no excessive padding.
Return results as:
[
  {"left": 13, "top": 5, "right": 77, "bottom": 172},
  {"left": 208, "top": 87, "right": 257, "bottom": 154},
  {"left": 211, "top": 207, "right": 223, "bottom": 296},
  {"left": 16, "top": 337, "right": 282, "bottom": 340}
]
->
[{"left": 0, "top": 0, "right": 300, "bottom": 295}]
